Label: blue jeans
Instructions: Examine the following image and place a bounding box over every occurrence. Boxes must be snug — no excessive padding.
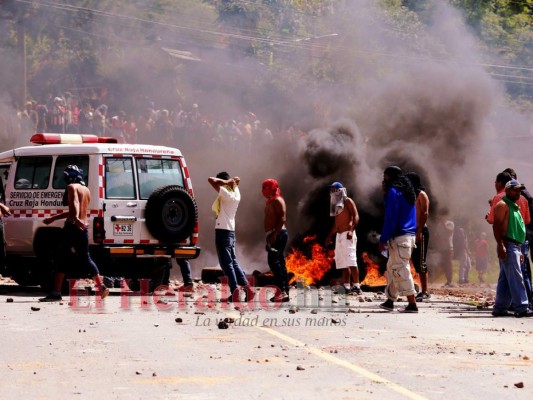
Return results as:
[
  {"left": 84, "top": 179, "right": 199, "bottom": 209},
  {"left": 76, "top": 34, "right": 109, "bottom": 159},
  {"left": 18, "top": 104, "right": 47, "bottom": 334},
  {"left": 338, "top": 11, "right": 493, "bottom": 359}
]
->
[
  {"left": 494, "top": 242, "right": 529, "bottom": 314},
  {"left": 215, "top": 229, "right": 248, "bottom": 293},
  {"left": 177, "top": 259, "right": 193, "bottom": 286},
  {"left": 521, "top": 241, "right": 533, "bottom": 305},
  {"left": 267, "top": 229, "right": 289, "bottom": 293},
  {"left": 59, "top": 222, "right": 100, "bottom": 276}
]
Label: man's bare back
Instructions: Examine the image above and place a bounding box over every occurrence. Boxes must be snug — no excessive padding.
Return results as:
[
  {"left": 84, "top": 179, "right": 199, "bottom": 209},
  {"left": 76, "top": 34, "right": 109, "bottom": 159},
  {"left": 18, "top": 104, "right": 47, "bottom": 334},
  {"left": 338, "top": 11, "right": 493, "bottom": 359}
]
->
[
  {"left": 68, "top": 183, "right": 91, "bottom": 226},
  {"left": 44, "top": 183, "right": 90, "bottom": 230}
]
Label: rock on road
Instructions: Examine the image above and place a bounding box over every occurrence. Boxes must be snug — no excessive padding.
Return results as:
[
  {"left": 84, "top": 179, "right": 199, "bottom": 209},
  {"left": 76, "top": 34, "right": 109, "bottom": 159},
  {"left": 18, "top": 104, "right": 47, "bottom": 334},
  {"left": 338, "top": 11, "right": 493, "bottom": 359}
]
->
[{"left": 0, "top": 284, "right": 531, "bottom": 400}]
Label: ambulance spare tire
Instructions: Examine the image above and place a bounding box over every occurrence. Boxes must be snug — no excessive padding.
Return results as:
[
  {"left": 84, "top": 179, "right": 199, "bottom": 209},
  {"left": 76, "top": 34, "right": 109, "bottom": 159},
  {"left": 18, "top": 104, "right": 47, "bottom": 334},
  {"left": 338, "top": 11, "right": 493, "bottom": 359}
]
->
[{"left": 145, "top": 185, "right": 197, "bottom": 243}]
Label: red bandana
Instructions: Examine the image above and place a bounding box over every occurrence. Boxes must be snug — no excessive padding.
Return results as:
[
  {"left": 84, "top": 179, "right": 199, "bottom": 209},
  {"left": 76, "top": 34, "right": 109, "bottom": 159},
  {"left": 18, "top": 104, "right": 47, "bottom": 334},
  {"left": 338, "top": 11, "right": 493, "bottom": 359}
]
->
[{"left": 262, "top": 179, "right": 281, "bottom": 205}]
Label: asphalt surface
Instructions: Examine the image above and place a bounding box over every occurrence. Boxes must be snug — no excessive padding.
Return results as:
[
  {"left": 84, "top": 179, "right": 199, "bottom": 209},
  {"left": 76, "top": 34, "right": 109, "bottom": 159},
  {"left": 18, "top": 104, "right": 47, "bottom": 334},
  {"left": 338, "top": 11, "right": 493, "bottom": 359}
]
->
[{"left": 0, "top": 281, "right": 531, "bottom": 400}]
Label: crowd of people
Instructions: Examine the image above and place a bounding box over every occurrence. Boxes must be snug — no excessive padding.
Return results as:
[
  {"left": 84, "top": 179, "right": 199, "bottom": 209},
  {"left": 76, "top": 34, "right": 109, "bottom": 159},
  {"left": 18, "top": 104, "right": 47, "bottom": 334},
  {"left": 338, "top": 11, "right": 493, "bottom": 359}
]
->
[
  {"left": 16, "top": 91, "right": 276, "bottom": 151},
  {"left": 8, "top": 91, "right": 533, "bottom": 316}
]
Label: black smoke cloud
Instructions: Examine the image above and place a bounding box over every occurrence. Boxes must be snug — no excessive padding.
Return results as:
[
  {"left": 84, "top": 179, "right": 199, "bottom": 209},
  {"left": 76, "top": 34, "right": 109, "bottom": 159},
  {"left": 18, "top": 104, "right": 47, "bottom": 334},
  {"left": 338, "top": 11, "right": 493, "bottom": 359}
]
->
[{"left": 1, "top": 1, "right": 532, "bottom": 278}]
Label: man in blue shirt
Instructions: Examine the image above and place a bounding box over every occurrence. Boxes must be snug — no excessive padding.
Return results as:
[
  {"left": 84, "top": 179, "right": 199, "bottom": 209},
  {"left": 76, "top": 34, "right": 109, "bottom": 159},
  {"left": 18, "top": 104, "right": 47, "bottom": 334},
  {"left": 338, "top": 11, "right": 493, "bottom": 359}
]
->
[{"left": 378, "top": 166, "right": 418, "bottom": 313}]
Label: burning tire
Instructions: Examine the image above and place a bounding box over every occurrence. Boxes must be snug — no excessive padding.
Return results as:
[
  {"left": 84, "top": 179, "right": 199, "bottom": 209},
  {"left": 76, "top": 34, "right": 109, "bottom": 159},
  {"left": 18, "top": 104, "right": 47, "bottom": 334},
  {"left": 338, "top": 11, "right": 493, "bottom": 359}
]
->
[{"left": 145, "top": 185, "right": 198, "bottom": 243}]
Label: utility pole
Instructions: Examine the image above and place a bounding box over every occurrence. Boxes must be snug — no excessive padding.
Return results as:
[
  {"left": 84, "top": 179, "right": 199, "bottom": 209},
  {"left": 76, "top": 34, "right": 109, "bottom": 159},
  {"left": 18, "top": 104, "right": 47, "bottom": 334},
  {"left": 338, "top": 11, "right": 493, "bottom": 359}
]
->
[{"left": 17, "top": 20, "right": 27, "bottom": 108}]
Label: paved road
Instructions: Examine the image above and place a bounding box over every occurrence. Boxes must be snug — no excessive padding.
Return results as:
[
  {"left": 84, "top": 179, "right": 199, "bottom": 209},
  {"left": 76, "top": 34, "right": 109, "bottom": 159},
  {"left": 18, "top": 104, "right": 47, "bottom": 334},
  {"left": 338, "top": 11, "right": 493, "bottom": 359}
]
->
[{"left": 0, "top": 284, "right": 531, "bottom": 399}]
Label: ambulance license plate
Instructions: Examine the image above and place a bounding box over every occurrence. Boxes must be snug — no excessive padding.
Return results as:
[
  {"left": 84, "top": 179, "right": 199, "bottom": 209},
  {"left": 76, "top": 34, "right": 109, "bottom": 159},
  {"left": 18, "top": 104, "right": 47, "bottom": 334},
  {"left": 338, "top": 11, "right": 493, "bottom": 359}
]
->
[{"left": 113, "top": 223, "right": 133, "bottom": 236}]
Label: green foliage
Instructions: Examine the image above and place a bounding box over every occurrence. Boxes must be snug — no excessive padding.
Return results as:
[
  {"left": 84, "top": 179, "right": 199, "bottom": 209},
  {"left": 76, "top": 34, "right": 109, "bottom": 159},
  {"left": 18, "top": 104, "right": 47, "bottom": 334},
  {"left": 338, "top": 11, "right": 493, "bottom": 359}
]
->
[{"left": 2, "top": 0, "right": 531, "bottom": 108}]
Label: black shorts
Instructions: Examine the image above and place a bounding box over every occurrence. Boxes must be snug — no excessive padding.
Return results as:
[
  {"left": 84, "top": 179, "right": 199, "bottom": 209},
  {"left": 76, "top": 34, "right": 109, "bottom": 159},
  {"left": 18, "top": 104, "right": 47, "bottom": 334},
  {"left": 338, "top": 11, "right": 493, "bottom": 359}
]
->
[{"left": 411, "top": 226, "right": 429, "bottom": 274}]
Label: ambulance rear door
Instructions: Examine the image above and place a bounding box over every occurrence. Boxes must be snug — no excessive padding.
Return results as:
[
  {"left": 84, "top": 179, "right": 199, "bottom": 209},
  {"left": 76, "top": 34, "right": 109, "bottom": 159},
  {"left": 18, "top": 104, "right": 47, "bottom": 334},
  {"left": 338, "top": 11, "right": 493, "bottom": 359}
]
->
[{"left": 102, "top": 155, "right": 141, "bottom": 248}]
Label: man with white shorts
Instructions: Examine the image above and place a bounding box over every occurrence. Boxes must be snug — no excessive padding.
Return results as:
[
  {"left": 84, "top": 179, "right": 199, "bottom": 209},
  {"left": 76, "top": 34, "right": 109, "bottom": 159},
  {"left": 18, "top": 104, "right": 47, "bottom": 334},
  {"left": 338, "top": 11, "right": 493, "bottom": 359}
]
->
[{"left": 326, "top": 182, "right": 361, "bottom": 294}]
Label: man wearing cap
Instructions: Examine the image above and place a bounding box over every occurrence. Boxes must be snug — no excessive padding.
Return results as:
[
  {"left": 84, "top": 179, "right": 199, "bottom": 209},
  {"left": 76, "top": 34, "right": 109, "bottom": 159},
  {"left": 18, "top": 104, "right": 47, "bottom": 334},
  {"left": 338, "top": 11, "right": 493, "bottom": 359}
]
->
[
  {"left": 378, "top": 166, "right": 419, "bottom": 313},
  {"left": 492, "top": 179, "right": 533, "bottom": 317},
  {"left": 325, "top": 182, "right": 361, "bottom": 295}
]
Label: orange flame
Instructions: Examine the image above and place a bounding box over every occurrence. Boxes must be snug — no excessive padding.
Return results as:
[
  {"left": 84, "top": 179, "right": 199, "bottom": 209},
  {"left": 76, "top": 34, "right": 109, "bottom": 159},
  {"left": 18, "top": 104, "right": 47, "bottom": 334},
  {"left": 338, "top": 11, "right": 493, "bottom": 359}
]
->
[
  {"left": 360, "top": 252, "right": 387, "bottom": 286},
  {"left": 360, "top": 252, "right": 422, "bottom": 287},
  {"left": 286, "top": 237, "right": 333, "bottom": 286}
]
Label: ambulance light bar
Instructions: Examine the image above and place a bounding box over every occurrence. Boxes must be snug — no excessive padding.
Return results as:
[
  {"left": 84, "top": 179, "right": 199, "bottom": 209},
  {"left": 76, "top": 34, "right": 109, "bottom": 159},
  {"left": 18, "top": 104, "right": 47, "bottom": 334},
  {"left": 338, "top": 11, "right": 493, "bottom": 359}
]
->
[{"left": 30, "top": 133, "right": 118, "bottom": 145}]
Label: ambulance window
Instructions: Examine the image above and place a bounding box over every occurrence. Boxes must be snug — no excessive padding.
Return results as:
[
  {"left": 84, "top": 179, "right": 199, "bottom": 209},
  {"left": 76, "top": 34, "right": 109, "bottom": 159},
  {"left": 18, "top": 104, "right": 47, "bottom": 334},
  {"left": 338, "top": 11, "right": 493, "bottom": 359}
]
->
[
  {"left": 14, "top": 156, "right": 52, "bottom": 189},
  {"left": 105, "top": 158, "right": 136, "bottom": 199},
  {"left": 53, "top": 156, "right": 89, "bottom": 189},
  {"left": 136, "top": 158, "right": 185, "bottom": 199}
]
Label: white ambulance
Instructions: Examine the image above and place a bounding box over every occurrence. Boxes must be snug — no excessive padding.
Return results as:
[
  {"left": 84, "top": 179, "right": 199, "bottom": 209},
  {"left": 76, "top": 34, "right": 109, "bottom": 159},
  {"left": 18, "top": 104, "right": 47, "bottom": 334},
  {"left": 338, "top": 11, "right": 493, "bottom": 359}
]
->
[{"left": 0, "top": 133, "right": 200, "bottom": 289}]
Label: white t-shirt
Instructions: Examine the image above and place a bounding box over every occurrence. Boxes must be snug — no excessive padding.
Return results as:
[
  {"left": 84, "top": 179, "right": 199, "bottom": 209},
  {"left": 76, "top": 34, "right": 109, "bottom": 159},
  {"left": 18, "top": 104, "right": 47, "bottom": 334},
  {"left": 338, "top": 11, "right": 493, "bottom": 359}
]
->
[{"left": 215, "top": 186, "right": 240, "bottom": 231}]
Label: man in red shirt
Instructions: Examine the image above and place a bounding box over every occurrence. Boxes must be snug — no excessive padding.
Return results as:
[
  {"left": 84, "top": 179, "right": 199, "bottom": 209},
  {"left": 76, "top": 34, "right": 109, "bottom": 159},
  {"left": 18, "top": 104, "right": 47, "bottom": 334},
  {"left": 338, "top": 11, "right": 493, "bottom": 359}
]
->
[{"left": 487, "top": 172, "right": 530, "bottom": 225}]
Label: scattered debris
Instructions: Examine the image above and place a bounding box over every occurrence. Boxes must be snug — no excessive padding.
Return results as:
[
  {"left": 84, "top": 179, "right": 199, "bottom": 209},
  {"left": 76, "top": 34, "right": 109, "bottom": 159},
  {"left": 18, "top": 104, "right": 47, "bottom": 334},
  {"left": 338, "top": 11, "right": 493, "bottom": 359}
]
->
[
  {"left": 135, "top": 371, "right": 142, "bottom": 375},
  {"left": 296, "top": 365, "right": 305, "bottom": 371},
  {"left": 224, "top": 317, "right": 235, "bottom": 323},
  {"left": 514, "top": 382, "right": 524, "bottom": 389},
  {"left": 6, "top": 298, "right": 13, "bottom": 303},
  {"left": 218, "top": 320, "right": 229, "bottom": 329},
  {"left": 310, "top": 309, "right": 318, "bottom": 314},
  {"left": 30, "top": 306, "right": 40, "bottom": 311},
  {"left": 289, "top": 306, "right": 299, "bottom": 314},
  {"left": 175, "top": 318, "right": 183, "bottom": 323},
  {"left": 152, "top": 372, "right": 157, "bottom": 377}
]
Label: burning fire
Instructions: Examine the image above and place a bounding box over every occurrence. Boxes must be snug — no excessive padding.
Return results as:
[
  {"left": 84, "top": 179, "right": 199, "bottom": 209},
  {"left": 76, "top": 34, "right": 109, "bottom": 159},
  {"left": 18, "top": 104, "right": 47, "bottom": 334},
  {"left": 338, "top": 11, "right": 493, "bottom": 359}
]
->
[
  {"left": 360, "top": 252, "right": 387, "bottom": 286},
  {"left": 286, "top": 236, "right": 333, "bottom": 286},
  {"left": 360, "top": 252, "right": 421, "bottom": 287}
]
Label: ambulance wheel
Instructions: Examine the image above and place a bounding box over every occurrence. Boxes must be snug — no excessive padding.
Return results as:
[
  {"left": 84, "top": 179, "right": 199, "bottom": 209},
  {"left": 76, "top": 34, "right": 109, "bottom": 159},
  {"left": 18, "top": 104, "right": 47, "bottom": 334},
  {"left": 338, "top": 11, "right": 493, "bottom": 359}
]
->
[{"left": 145, "top": 185, "right": 198, "bottom": 243}]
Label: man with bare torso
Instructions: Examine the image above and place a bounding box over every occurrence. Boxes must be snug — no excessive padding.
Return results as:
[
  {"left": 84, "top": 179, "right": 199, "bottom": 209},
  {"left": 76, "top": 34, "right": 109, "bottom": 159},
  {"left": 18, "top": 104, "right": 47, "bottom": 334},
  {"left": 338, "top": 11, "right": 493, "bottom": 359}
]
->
[
  {"left": 40, "top": 165, "right": 108, "bottom": 302},
  {"left": 262, "top": 179, "right": 290, "bottom": 303},
  {"left": 405, "top": 172, "right": 431, "bottom": 300},
  {"left": 325, "top": 182, "right": 361, "bottom": 294}
]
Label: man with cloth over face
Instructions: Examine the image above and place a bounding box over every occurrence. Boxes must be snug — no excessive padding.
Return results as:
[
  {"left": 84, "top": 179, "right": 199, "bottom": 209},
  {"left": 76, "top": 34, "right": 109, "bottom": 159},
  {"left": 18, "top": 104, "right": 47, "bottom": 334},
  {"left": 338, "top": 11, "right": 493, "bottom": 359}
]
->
[
  {"left": 378, "top": 166, "right": 418, "bottom": 313},
  {"left": 262, "top": 179, "right": 290, "bottom": 303},
  {"left": 491, "top": 179, "right": 533, "bottom": 318},
  {"left": 40, "top": 165, "right": 109, "bottom": 302},
  {"left": 325, "top": 182, "right": 361, "bottom": 295}
]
